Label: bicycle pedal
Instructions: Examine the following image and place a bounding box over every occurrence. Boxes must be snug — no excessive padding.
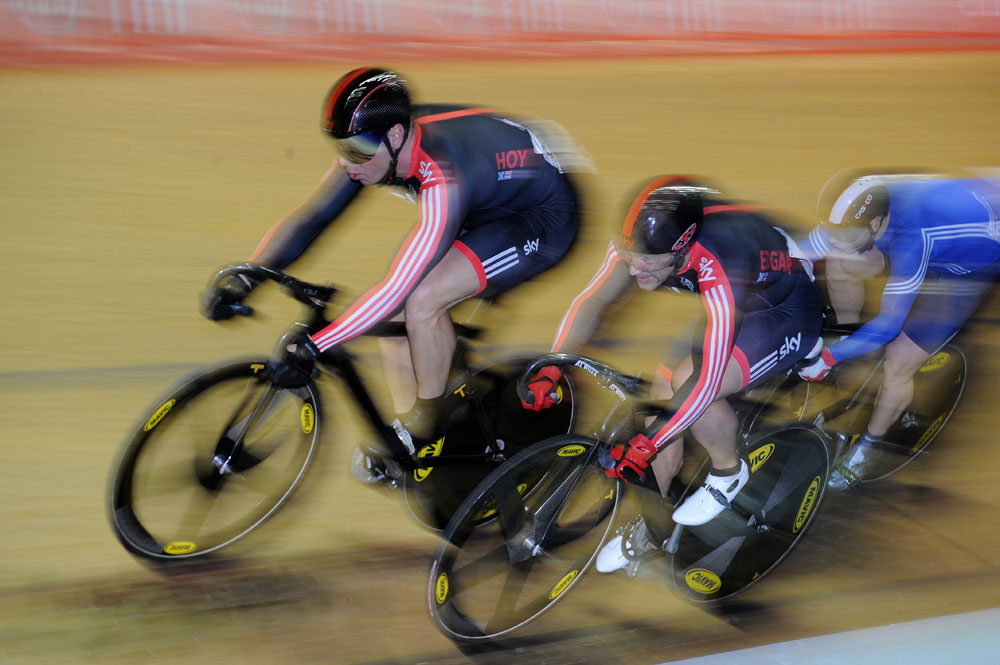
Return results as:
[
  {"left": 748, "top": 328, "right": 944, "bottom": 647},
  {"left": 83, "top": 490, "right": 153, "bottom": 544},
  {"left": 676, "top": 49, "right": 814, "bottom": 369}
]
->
[{"left": 625, "top": 560, "right": 642, "bottom": 578}]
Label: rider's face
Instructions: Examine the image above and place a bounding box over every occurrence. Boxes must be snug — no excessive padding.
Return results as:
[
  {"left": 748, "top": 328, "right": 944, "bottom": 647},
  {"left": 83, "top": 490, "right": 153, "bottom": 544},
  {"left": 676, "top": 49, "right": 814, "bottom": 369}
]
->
[
  {"left": 826, "top": 216, "right": 885, "bottom": 254},
  {"left": 338, "top": 142, "right": 390, "bottom": 186},
  {"left": 826, "top": 225, "right": 871, "bottom": 253},
  {"left": 619, "top": 250, "right": 681, "bottom": 290}
]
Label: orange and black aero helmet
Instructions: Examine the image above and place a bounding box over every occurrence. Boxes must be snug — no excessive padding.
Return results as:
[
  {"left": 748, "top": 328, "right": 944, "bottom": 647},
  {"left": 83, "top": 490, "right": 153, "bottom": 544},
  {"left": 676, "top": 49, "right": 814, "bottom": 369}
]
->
[{"left": 616, "top": 175, "right": 711, "bottom": 255}]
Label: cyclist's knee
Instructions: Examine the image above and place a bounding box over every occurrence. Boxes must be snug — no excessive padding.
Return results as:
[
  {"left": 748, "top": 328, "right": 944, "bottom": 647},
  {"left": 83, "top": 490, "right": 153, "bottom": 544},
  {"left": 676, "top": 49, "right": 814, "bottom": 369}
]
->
[
  {"left": 883, "top": 335, "right": 929, "bottom": 383},
  {"left": 403, "top": 285, "right": 446, "bottom": 326}
]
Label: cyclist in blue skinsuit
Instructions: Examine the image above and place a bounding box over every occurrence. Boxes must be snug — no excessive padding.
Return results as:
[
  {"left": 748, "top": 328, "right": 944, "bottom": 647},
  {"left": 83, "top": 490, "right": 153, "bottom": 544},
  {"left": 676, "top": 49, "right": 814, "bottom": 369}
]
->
[
  {"left": 201, "top": 67, "right": 584, "bottom": 478},
  {"left": 798, "top": 172, "right": 1000, "bottom": 489}
]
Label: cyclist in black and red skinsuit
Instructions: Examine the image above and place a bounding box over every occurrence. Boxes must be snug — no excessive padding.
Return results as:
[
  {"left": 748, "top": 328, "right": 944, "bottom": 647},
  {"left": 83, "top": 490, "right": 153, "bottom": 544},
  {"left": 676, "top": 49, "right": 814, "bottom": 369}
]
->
[
  {"left": 201, "top": 67, "right": 583, "bottom": 476},
  {"left": 521, "top": 176, "right": 823, "bottom": 575}
]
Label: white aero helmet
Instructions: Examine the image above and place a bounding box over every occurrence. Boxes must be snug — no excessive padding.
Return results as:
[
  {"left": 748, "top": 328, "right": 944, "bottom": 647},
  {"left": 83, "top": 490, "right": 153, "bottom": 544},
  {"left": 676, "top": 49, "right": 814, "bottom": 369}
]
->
[{"left": 818, "top": 169, "right": 943, "bottom": 228}]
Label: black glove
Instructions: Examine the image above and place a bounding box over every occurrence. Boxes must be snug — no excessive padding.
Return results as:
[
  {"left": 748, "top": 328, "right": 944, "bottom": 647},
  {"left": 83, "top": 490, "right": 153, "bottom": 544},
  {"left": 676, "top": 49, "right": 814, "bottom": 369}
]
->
[
  {"left": 202, "top": 273, "right": 256, "bottom": 321},
  {"left": 269, "top": 334, "right": 321, "bottom": 389}
]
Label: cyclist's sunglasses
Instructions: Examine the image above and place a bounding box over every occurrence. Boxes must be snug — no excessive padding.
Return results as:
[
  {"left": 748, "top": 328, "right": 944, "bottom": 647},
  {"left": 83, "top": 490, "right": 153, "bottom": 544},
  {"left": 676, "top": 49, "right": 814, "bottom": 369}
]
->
[{"left": 332, "top": 131, "right": 383, "bottom": 164}]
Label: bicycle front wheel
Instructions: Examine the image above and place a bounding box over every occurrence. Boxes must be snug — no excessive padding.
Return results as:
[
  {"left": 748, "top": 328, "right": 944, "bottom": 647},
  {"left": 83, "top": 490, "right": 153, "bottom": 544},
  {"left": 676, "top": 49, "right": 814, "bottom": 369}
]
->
[
  {"left": 428, "top": 434, "right": 620, "bottom": 642},
  {"left": 108, "top": 358, "right": 322, "bottom": 562}
]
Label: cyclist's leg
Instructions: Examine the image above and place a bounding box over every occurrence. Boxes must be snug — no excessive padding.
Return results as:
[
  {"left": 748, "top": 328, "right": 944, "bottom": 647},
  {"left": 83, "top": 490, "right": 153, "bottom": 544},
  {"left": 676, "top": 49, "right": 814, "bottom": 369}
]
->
[
  {"left": 403, "top": 247, "right": 480, "bottom": 401},
  {"left": 830, "top": 273, "right": 989, "bottom": 487},
  {"left": 681, "top": 358, "right": 745, "bottom": 470},
  {"left": 673, "top": 273, "right": 823, "bottom": 522},
  {"left": 824, "top": 246, "right": 885, "bottom": 324},
  {"left": 649, "top": 364, "right": 684, "bottom": 498},
  {"left": 867, "top": 332, "right": 929, "bottom": 437},
  {"left": 874, "top": 273, "right": 989, "bottom": 436},
  {"left": 399, "top": 205, "right": 578, "bottom": 434}
]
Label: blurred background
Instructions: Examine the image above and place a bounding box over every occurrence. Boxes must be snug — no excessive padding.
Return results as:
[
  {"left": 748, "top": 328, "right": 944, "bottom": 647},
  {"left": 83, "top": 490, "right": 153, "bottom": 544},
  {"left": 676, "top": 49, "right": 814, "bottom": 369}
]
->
[{"left": 2, "top": 2, "right": 999, "bottom": 664}]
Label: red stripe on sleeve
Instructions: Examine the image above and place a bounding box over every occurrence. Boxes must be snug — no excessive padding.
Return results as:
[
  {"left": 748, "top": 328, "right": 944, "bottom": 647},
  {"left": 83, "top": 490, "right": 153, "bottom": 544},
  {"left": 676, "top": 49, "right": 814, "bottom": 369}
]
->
[
  {"left": 310, "top": 162, "right": 451, "bottom": 350},
  {"left": 551, "top": 242, "right": 621, "bottom": 352},
  {"left": 648, "top": 246, "right": 737, "bottom": 448}
]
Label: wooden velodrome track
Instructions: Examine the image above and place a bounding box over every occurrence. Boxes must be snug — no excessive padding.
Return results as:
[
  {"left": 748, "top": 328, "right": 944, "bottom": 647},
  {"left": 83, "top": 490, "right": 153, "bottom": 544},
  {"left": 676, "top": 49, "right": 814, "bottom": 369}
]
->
[{"left": 3, "top": 52, "right": 1000, "bottom": 664}]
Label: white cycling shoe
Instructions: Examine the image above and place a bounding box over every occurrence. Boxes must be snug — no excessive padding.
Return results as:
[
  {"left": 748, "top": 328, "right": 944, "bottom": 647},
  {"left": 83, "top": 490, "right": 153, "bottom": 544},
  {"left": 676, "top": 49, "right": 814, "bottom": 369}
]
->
[
  {"left": 595, "top": 515, "right": 659, "bottom": 577},
  {"left": 672, "top": 459, "right": 750, "bottom": 526}
]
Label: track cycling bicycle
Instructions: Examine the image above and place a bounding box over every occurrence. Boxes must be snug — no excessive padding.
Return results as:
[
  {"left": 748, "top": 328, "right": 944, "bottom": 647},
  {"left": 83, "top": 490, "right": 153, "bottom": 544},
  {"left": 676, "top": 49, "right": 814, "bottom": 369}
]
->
[
  {"left": 426, "top": 327, "right": 966, "bottom": 642},
  {"left": 426, "top": 352, "right": 830, "bottom": 642},
  {"left": 107, "top": 263, "right": 576, "bottom": 563}
]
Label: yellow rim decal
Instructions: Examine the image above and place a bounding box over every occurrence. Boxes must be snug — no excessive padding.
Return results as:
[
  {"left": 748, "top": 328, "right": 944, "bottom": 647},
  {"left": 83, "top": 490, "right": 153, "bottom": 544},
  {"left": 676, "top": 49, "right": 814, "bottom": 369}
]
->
[
  {"left": 144, "top": 399, "right": 176, "bottom": 432},
  {"left": 748, "top": 443, "right": 774, "bottom": 472},
  {"left": 685, "top": 568, "right": 721, "bottom": 594},
  {"left": 548, "top": 570, "right": 578, "bottom": 599},
  {"left": 793, "top": 476, "right": 821, "bottom": 533},
  {"left": 912, "top": 412, "right": 946, "bottom": 453},
  {"left": 557, "top": 444, "right": 586, "bottom": 457},
  {"left": 164, "top": 541, "right": 197, "bottom": 555},
  {"left": 414, "top": 437, "right": 446, "bottom": 482},
  {"left": 300, "top": 404, "right": 315, "bottom": 434},
  {"left": 250, "top": 363, "right": 266, "bottom": 374},
  {"left": 473, "top": 483, "right": 528, "bottom": 520},
  {"left": 435, "top": 573, "right": 449, "bottom": 604},
  {"left": 919, "top": 352, "right": 950, "bottom": 372}
]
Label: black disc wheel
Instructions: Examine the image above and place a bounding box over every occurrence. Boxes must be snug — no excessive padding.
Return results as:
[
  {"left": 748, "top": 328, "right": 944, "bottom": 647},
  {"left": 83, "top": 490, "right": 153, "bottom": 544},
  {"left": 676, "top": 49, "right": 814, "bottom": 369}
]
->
[
  {"left": 428, "top": 434, "right": 619, "bottom": 642},
  {"left": 401, "top": 357, "right": 576, "bottom": 531},
  {"left": 737, "top": 376, "right": 812, "bottom": 442},
  {"left": 108, "top": 359, "right": 321, "bottom": 562},
  {"left": 669, "top": 424, "right": 829, "bottom": 602}
]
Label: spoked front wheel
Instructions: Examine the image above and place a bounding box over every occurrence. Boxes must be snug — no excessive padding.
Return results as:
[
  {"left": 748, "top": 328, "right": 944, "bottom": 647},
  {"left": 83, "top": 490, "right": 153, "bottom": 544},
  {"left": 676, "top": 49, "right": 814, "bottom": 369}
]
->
[
  {"left": 428, "top": 434, "right": 620, "bottom": 642},
  {"left": 108, "top": 358, "right": 322, "bottom": 562},
  {"left": 669, "top": 424, "right": 829, "bottom": 602}
]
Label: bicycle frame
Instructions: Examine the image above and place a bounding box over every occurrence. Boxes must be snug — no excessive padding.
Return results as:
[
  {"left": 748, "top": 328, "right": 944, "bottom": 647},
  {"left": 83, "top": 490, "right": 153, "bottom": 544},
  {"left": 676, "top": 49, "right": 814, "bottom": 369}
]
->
[{"left": 210, "top": 262, "right": 513, "bottom": 472}]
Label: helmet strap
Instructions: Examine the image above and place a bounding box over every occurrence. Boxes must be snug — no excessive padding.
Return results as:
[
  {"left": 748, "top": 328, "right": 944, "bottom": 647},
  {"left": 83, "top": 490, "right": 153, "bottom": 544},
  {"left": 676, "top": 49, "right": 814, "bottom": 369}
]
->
[{"left": 380, "top": 123, "right": 411, "bottom": 187}]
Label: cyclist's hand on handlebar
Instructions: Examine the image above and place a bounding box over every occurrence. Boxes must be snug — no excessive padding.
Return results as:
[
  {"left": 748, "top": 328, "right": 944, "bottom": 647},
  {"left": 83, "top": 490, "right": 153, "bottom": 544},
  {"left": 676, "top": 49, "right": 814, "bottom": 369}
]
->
[
  {"left": 519, "top": 366, "right": 564, "bottom": 411},
  {"left": 268, "top": 334, "right": 321, "bottom": 389},
  {"left": 202, "top": 273, "right": 256, "bottom": 321},
  {"left": 798, "top": 347, "right": 837, "bottom": 382},
  {"left": 604, "top": 433, "right": 657, "bottom": 482}
]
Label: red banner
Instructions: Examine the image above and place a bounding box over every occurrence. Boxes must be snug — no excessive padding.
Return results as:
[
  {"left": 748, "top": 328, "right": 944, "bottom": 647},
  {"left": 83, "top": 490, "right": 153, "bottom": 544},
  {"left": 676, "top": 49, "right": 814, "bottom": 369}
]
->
[{"left": 2, "top": 0, "right": 999, "bottom": 63}]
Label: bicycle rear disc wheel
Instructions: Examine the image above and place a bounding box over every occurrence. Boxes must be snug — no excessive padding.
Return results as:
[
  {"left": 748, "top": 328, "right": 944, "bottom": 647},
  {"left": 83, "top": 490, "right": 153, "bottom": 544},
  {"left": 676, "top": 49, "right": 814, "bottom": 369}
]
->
[
  {"left": 669, "top": 424, "right": 829, "bottom": 602},
  {"left": 865, "top": 344, "right": 966, "bottom": 482},
  {"left": 402, "top": 357, "right": 576, "bottom": 531},
  {"left": 108, "top": 359, "right": 322, "bottom": 562},
  {"left": 737, "top": 376, "right": 812, "bottom": 441},
  {"left": 428, "top": 434, "right": 620, "bottom": 642}
]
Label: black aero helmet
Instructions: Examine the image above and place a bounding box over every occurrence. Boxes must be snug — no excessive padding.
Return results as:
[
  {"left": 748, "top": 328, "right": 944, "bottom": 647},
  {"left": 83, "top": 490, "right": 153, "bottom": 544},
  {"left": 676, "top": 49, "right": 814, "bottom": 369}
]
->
[
  {"left": 617, "top": 175, "right": 710, "bottom": 255},
  {"left": 321, "top": 67, "right": 410, "bottom": 140}
]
